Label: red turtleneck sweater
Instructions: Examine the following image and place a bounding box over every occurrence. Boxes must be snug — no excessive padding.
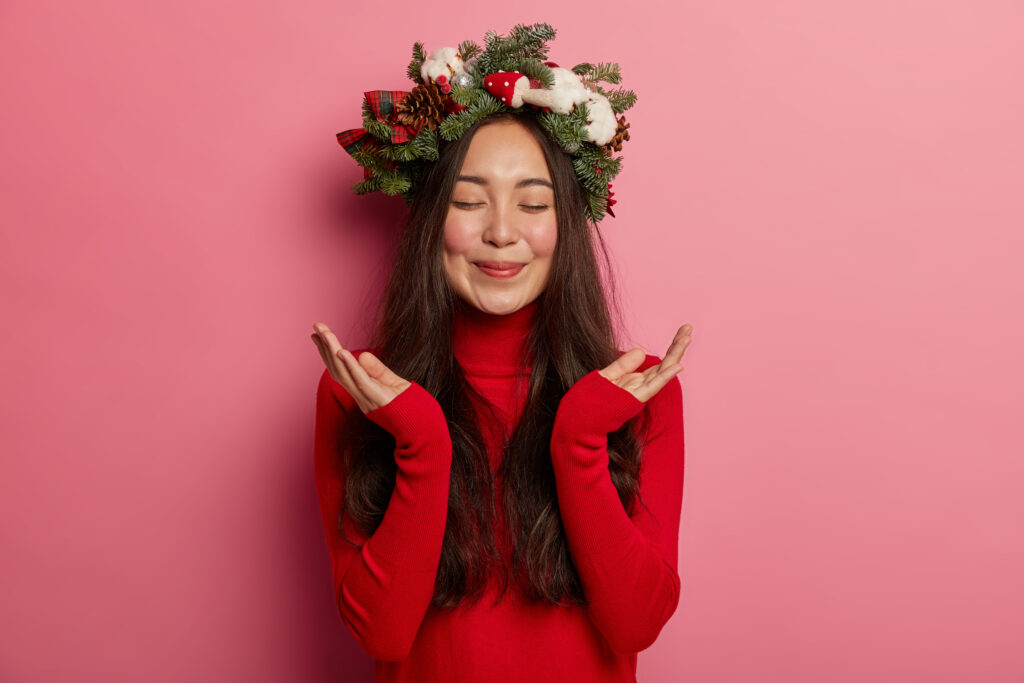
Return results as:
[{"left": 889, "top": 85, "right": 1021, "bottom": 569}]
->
[{"left": 313, "top": 298, "right": 685, "bottom": 682}]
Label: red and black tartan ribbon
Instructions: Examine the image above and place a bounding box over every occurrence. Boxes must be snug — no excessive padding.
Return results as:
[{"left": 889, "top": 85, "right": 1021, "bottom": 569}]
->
[
  {"left": 336, "top": 91, "right": 414, "bottom": 145},
  {"left": 336, "top": 129, "right": 386, "bottom": 178},
  {"left": 363, "top": 90, "right": 418, "bottom": 143},
  {"left": 336, "top": 90, "right": 422, "bottom": 178}
]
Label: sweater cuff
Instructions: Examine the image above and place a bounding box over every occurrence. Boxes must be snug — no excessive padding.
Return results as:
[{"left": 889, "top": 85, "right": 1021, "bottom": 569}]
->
[
  {"left": 553, "top": 369, "right": 646, "bottom": 440},
  {"left": 364, "top": 381, "right": 450, "bottom": 452}
]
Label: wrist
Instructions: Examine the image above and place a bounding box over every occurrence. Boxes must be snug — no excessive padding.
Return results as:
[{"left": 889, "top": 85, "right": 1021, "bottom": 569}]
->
[
  {"left": 552, "top": 369, "right": 645, "bottom": 441},
  {"left": 365, "top": 382, "right": 451, "bottom": 450}
]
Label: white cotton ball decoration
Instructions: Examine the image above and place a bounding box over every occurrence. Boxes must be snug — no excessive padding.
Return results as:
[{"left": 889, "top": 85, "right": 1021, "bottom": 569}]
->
[
  {"left": 582, "top": 92, "right": 618, "bottom": 146},
  {"left": 518, "top": 67, "right": 590, "bottom": 114},
  {"left": 420, "top": 47, "right": 466, "bottom": 84}
]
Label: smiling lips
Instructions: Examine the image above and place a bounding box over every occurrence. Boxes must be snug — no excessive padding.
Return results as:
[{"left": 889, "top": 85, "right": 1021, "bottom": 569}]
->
[{"left": 475, "top": 261, "right": 526, "bottom": 278}]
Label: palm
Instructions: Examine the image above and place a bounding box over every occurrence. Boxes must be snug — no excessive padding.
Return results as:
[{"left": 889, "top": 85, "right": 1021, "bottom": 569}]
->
[
  {"left": 311, "top": 323, "right": 412, "bottom": 414},
  {"left": 598, "top": 324, "right": 694, "bottom": 403}
]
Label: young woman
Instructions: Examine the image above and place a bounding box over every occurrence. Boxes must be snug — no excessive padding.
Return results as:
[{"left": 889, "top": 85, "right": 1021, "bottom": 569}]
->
[{"left": 311, "top": 110, "right": 693, "bottom": 681}]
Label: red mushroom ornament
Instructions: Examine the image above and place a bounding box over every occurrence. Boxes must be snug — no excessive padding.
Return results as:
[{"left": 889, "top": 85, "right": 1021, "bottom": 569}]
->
[{"left": 483, "top": 71, "right": 530, "bottom": 107}]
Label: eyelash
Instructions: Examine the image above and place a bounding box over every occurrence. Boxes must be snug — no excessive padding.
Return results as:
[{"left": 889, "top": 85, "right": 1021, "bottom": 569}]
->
[{"left": 452, "top": 202, "right": 548, "bottom": 211}]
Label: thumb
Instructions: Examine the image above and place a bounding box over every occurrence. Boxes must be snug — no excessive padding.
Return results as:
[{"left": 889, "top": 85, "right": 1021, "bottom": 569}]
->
[{"left": 599, "top": 347, "right": 646, "bottom": 381}]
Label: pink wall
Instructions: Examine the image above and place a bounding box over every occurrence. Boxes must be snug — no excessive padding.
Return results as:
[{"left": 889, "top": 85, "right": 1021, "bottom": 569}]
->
[{"left": 2, "top": 1, "right": 1022, "bottom": 681}]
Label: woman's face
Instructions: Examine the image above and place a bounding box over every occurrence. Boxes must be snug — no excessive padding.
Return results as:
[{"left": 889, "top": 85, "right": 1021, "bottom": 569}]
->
[{"left": 442, "top": 119, "right": 557, "bottom": 315}]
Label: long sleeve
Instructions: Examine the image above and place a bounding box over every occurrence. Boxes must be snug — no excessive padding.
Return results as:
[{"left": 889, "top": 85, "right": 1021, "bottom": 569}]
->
[
  {"left": 549, "top": 354, "right": 685, "bottom": 655},
  {"left": 313, "top": 365, "right": 453, "bottom": 662}
]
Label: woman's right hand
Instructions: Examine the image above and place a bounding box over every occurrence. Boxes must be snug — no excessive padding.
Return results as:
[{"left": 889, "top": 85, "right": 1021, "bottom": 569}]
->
[{"left": 311, "top": 322, "right": 411, "bottom": 415}]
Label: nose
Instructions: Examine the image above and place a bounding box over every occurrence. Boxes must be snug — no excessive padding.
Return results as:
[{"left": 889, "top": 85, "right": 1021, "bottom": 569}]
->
[{"left": 481, "top": 204, "right": 519, "bottom": 248}]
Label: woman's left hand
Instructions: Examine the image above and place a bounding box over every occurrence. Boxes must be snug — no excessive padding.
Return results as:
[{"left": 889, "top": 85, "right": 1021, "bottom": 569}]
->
[{"left": 598, "top": 324, "right": 694, "bottom": 403}]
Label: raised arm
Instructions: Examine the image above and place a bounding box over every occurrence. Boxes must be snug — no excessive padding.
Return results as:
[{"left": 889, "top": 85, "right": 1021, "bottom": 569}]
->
[
  {"left": 549, "top": 355, "right": 685, "bottom": 655},
  {"left": 313, "top": 364, "right": 452, "bottom": 661}
]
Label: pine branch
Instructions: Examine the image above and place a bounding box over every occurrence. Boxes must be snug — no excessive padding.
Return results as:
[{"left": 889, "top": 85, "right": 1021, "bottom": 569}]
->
[
  {"left": 410, "top": 128, "right": 439, "bottom": 161},
  {"left": 378, "top": 142, "right": 419, "bottom": 162},
  {"left": 406, "top": 41, "right": 426, "bottom": 83},
  {"left": 517, "top": 59, "right": 554, "bottom": 89},
  {"left": 508, "top": 23, "right": 556, "bottom": 59},
  {"left": 377, "top": 169, "right": 412, "bottom": 195},
  {"left": 476, "top": 23, "right": 556, "bottom": 74},
  {"left": 603, "top": 87, "right": 637, "bottom": 113},
  {"left": 586, "top": 191, "right": 607, "bottom": 223},
  {"left": 363, "top": 117, "right": 393, "bottom": 141},
  {"left": 449, "top": 82, "right": 478, "bottom": 107},
  {"left": 571, "top": 62, "right": 594, "bottom": 77},
  {"left": 353, "top": 177, "right": 382, "bottom": 195},
  {"left": 538, "top": 102, "right": 587, "bottom": 152},
  {"left": 457, "top": 40, "right": 482, "bottom": 62},
  {"left": 438, "top": 97, "right": 506, "bottom": 141},
  {"left": 351, "top": 148, "right": 381, "bottom": 168},
  {"left": 571, "top": 61, "right": 622, "bottom": 84},
  {"left": 402, "top": 165, "right": 425, "bottom": 205},
  {"left": 572, "top": 142, "right": 621, "bottom": 197}
]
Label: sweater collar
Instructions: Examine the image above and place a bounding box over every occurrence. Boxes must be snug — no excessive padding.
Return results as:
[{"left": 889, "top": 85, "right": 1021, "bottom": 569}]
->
[{"left": 453, "top": 297, "right": 539, "bottom": 375}]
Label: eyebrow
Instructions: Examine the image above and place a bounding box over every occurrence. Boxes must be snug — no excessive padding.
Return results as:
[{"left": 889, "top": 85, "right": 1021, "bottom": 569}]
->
[{"left": 456, "top": 175, "right": 553, "bottom": 189}]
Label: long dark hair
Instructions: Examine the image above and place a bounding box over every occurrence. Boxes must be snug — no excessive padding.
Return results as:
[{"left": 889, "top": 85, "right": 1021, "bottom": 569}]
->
[{"left": 336, "top": 110, "right": 654, "bottom": 609}]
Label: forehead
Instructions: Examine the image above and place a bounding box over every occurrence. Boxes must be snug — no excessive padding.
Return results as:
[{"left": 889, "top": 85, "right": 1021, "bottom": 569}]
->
[{"left": 459, "top": 120, "right": 551, "bottom": 180}]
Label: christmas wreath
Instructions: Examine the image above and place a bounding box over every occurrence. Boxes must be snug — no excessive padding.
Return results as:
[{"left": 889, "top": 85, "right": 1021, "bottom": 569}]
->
[{"left": 336, "top": 22, "right": 635, "bottom": 223}]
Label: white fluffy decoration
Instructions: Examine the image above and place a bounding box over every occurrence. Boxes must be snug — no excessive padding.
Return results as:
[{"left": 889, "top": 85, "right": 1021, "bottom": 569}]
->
[
  {"left": 420, "top": 47, "right": 466, "bottom": 84},
  {"left": 518, "top": 67, "right": 589, "bottom": 113},
  {"left": 581, "top": 91, "right": 618, "bottom": 145},
  {"left": 514, "top": 67, "right": 618, "bottom": 145}
]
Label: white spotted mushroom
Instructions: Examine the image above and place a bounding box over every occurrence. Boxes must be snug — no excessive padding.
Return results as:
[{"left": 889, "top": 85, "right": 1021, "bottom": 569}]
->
[{"left": 482, "top": 71, "right": 529, "bottom": 107}]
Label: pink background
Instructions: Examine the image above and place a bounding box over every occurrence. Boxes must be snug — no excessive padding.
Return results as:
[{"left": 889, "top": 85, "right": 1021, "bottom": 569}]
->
[{"left": 2, "top": 1, "right": 1022, "bottom": 681}]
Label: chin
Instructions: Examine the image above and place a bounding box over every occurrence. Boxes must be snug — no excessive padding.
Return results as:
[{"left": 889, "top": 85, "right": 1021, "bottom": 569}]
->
[{"left": 468, "top": 292, "right": 533, "bottom": 316}]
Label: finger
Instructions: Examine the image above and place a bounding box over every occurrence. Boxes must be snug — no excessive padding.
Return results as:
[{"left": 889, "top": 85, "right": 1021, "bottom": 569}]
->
[
  {"left": 599, "top": 347, "right": 646, "bottom": 381},
  {"left": 636, "top": 361, "right": 684, "bottom": 402},
  {"left": 313, "top": 324, "right": 369, "bottom": 410},
  {"left": 356, "top": 351, "right": 405, "bottom": 389},
  {"left": 311, "top": 333, "right": 331, "bottom": 369},
  {"left": 314, "top": 324, "right": 349, "bottom": 374},
  {"left": 333, "top": 349, "right": 371, "bottom": 412},
  {"left": 311, "top": 328, "right": 341, "bottom": 379},
  {"left": 660, "top": 326, "right": 688, "bottom": 367},
  {"left": 661, "top": 324, "right": 693, "bottom": 369},
  {"left": 338, "top": 348, "right": 393, "bottom": 408}
]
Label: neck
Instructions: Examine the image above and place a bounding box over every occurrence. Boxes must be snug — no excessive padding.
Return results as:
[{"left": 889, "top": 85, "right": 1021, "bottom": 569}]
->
[{"left": 453, "top": 297, "right": 540, "bottom": 375}]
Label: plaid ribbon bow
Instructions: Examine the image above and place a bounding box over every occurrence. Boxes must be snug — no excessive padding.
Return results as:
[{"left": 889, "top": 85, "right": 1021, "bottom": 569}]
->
[{"left": 336, "top": 90, "right": 422, "bottom": 178}]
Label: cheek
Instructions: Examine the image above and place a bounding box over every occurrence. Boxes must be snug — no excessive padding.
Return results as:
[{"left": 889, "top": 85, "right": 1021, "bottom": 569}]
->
[
  {"left": 442, "top": 215, "right": 477, "bottom": 252},
  {"left": 442, "top": 216, "right": 480, "bottom": 289},
  {"left": 527, "top": 216, "right": 558, "bottom": 259},
  {"left": 442, "top": 216, "right": 476, "bottom": 259}
]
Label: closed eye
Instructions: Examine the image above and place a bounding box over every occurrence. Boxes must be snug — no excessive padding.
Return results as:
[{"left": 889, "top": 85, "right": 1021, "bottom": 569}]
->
[{"left": 451, "top": 201, "right": 549, "bottom": 211}]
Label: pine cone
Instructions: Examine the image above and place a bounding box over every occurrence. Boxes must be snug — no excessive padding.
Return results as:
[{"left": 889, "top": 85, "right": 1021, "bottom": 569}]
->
[
  {"left": 602, "top": 115, "right": 631, "bottom": 153},
  {"left": 395, "top": 82, "right": 448, "bottom": 132}
]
